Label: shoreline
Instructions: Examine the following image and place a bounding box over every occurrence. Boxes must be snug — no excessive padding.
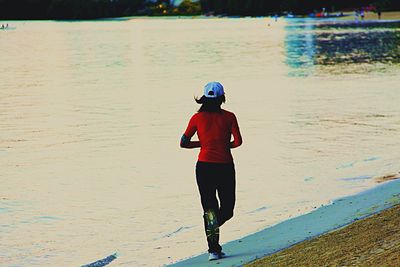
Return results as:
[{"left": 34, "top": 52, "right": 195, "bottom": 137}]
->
[
  {"left": 1, "top": 11, "right": 400, "bottom": 22},
  {"left": 167, "top": 179, "right": 400, "bottom": 266}
]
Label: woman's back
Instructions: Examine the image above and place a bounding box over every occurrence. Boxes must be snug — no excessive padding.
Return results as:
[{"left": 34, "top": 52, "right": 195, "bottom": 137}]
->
[{"left": 184, "top": 109, "right": 241, "bottom": 163}]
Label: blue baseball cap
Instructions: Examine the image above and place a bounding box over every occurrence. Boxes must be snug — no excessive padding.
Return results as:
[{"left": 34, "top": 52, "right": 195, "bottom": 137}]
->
[{"left": 204, "top": 82, "right": 224, "bottom": 98}]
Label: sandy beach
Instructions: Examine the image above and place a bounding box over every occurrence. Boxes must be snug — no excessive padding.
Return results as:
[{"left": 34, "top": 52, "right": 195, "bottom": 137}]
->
[{"left": 247, "top": 203, "right": 400, "bottom": 266}]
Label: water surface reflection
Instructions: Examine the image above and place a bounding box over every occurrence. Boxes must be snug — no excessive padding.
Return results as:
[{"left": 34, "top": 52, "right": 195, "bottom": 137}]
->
[{"left": 285, "top": 19, "right": 400, "bottom": 76}]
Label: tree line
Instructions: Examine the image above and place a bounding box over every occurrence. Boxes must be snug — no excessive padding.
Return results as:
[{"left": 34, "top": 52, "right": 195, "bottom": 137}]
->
[
  {"left": 200, "top": 0, "right": 400, "bottom": 16},
  {"left": 0, "top": 0, "right": 144, "bottom": 20},
  {"left": 0, "top": 0, "right": 399, "bottom": 20}
]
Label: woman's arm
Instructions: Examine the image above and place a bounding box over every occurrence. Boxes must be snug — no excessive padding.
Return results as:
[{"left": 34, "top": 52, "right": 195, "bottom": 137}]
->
[
  {"left": 180, "top": 134, "right": 201, "bottom": 149},
  {"left": 230, "top": 114, "right": 243, "bottom": 149},
  {"left": 180, "top": 114, "right": 201, "bottom": 149}
]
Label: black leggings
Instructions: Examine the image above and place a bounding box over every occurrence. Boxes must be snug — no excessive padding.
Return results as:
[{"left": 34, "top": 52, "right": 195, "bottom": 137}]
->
[{"left": 196, "top": 161, "right": 236, "bottom": 252}]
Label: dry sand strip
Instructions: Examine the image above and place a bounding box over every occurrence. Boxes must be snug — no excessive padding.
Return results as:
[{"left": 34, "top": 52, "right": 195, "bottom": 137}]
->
[
  {"left": 167, "top": 179, "right": 400, "bottom": 267},
  {"left": 246, "top": 204, "right": 400, "bottom": 267}
]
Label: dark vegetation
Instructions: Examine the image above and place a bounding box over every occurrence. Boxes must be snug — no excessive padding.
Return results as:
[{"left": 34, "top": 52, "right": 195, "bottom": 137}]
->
[
  {"left": 200, "top": 0, "right": 400, "bottom": 16},
  {"left": 0, "top": 0, "right": 399, "bottom": 20}
]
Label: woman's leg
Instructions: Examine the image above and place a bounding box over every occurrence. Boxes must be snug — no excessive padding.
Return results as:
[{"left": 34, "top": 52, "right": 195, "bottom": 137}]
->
[
  {"left": 217, "top": 163, "right": 236, "bottom": 226},
  {"left": 196, "top": 162, "right": 222, "bottom": 253}
]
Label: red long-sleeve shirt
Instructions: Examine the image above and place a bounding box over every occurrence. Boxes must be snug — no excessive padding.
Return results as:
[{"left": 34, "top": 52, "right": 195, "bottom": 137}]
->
[{"left": 183, "top": 109, "right": 242, "bottom": 163}]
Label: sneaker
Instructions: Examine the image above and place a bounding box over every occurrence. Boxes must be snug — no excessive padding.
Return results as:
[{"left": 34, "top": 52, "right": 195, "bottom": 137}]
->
[
  {"left": 208, "top": 252, "right": 220, "bottom": 261},
  {"left": 208, "top": 251, "right": 226, "bottom": 261}
]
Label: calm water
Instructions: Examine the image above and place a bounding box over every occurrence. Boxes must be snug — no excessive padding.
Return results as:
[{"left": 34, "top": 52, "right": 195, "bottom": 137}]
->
[{"left": 1, "top": 18, "right": 399, "bottom": 266}]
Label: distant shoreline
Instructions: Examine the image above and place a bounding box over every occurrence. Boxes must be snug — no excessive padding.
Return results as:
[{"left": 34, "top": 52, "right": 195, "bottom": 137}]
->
[{"left": 1, "top": 11, "right": 400, "bottom": 22}]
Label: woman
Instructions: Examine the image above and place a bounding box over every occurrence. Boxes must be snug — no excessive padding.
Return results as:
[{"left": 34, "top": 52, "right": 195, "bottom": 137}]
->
[{"left": 180, "top": 81, "right": 243, "bottom": 261}]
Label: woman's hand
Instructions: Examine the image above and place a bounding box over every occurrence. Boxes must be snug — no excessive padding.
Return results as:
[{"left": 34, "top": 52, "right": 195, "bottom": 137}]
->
[
  {"left": 230, "top": 139, "right": 242, "bottom": 149},
  {"left": 180, "top": 134, "right": 201, "bottom": 149}
]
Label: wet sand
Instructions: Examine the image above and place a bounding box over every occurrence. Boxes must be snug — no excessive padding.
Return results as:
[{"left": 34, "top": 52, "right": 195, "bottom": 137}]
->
[
  {"left": 246, "top": 203, "right": 400, "bottom": 267},
  {"left": 375, "top": 172, "right": 400, "bottom": 184}
]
